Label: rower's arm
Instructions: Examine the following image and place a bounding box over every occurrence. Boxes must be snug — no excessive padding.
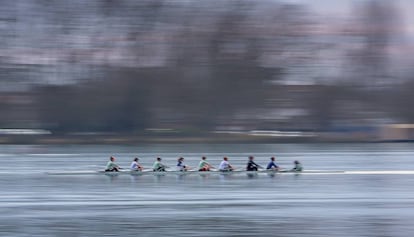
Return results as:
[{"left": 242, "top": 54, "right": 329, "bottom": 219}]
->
[{"left": 254, "top": 161, "right": 263, "bottom": 168}]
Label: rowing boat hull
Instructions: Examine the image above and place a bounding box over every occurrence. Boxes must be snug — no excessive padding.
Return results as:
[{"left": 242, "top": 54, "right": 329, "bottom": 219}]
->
[
  {"left": 45, "top": 170, "right": 414, "bottom": 176},
  {"left": 46, "top": 170, "right": 343, "bottom": 176}
]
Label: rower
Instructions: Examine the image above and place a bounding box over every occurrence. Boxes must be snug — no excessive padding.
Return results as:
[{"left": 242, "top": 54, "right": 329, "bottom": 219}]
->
[
  {"left": 246, "top": 156, "right": 262, "bottom": 171},
  {"left": 153, "top": 157, "right": 167, "bottom": 172},
  {"left": 105, "top": 156, "right": 121, "bottom": 172},
  {"left": 266, "top": 157, "right": 280, "bottom": 171},
  {"left": 130, "top": 157, "right": 143, "bottom": 171},
  {"left": 218, "top": 157, "right": 234, "bottom": 172},
  {"left": 176, "top": 157, "right": 190, "bottom": 171},
  {"left": 291, "top": 160, "right": 303, "bottom": 172},
  {"left": 198, "top": 156, "right": 213, "bottom": 171}
]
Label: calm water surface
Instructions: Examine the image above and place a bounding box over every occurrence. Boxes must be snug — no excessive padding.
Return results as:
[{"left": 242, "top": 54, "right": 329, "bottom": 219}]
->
[{"left": 1, "top": 143, "right": 414, "bottom": 237}]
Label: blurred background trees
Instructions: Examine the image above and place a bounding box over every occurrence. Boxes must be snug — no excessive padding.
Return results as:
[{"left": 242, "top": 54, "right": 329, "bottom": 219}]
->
[{"left": 0, "top": 0, "right": 412, "bottom": 140}]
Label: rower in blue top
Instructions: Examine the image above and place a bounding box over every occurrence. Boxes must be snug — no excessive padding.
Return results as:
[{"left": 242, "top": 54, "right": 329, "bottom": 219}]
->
[
  {"left": 176, "top": 157, "right": 190, "bottom": 171},
  {"left": 266, "top": 157, "right": 280, "bottom": 171}
]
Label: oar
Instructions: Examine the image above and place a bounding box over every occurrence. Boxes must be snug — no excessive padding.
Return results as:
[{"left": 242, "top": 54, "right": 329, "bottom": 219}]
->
[
  {"left": 278, "top": 169, "right": 290, "bottom": 172},
  {"left": 226, "top": 166, "right": 239, "bottom": 172}
]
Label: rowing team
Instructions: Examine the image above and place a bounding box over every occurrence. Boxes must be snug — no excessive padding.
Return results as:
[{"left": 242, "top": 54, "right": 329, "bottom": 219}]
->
[{"left": 105, "top": 156, "right": 303, "bottom": 173}]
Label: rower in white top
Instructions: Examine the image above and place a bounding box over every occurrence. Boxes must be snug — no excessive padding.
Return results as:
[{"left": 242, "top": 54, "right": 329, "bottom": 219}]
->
[
  {"left": 130, "top": 157, "right": 143, "bottom": 171},
  {"left": 218, "top": 157, "right": 234, "bottom": 171}
]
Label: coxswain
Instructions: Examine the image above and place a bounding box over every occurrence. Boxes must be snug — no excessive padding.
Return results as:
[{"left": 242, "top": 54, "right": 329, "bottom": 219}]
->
[{"left": 291, "top": 160, "right": 303, "bottom": 172}]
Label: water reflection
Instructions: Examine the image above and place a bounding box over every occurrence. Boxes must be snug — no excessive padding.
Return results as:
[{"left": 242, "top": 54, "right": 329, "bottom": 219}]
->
[
  {"left": 105, "top": 174, "right": 120, "bottom": 183},
  {"left": 2, "top": 144, "right": 414, "bottom": 236},
  {"left": 246, "top": 173, "right": 259, "bottom": 179}
]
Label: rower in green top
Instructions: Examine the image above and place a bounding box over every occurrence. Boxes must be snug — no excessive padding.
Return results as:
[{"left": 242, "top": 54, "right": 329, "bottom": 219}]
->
[
  {"left": 153, "top": 157, "right": 167, "bottom": 172},
  {"left": 291, "top": 160, "right": 303, "bottom": 172},
  {"left": 105, "top": 156, "right": 121, "bottom": 172},
  {"left": 198, "top": 156, "right": 213, "bottom": 171}
]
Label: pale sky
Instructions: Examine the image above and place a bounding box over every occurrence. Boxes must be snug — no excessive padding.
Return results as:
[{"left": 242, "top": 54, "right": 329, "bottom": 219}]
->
[{"left": 283, "top": 0, "right": 414, "bottom": 39}]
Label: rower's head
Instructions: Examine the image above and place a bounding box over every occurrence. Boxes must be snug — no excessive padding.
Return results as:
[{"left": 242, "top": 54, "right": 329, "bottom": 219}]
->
[
  {"left": 294, "top": 160, "right": 300, "bottom": 164},
  {"left": 157, "top": 157, "right": 162, "bottom": 161},
  {"left": 134, "top": 157, "right": 139, "bottom": 162},
  {"left": 223, "top": 157, "right": 228, "bottom": 161},
  {"left": 271, "top": 157, "right": 275, "bottom": 161},
  {"left": 249, "top": 156, "right": 254, "bottom": 160},
  {"left": 178, "top": 157, "right": 184, "bottom": 161},
  {"left": 110, "top": 156, "right": 115, "bottom": 161},
  {"left": 202, "top": 156, "right": 206, "bottom": 160}
]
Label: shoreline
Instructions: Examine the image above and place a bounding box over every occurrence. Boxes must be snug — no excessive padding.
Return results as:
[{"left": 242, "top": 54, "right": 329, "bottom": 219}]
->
[{"left": 0, "top": 134, "right": 408, "bottom": 145}]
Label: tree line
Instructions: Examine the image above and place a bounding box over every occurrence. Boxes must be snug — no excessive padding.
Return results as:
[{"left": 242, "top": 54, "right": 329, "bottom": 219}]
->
[{"left": 1, "top": 0, "right": 413, "bottom": 135}]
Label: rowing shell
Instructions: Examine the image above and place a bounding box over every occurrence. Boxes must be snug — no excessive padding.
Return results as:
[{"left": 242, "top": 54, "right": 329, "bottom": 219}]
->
[
  {"left": 45, "top": 170, "right": 414, "bottom": 176},
  {"left": 45, "top": 169, "right": 342, "bottom": 176}
]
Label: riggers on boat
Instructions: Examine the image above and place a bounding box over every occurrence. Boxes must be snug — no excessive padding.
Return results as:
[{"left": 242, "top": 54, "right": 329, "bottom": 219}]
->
[
  {"left": 46, "top": 169, "right": 344, "bottom": 176},
  {"left": 46, "top": 170, "right": 414, "bottom": 176},
  {"left": 101, "top": 156, "right": 304, "bottom": 174}
]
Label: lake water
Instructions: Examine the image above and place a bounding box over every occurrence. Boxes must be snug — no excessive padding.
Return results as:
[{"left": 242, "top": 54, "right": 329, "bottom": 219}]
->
[{"left": 1, "top": 143, "right": 414, "bottom": 237}]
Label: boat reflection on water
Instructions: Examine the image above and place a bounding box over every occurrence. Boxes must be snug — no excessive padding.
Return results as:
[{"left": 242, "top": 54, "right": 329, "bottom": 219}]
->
[
  {"left": 246, "top": 172, "right": 259, "bottom": 179},
  {"left": 3, "top": 143, "right": 414, "bottom": 237}
]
